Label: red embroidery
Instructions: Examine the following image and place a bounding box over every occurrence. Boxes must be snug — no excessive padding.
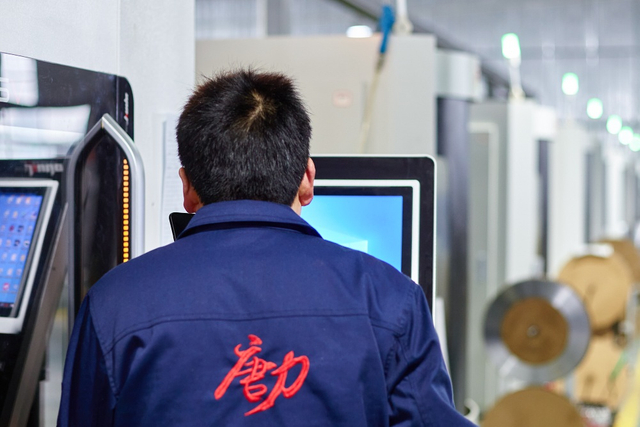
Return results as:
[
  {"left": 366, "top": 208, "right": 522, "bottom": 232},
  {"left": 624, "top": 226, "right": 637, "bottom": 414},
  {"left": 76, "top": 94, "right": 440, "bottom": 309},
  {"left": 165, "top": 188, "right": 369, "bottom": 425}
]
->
[{"left": 214, "top": 334, "right": 310, "bottom": 416}]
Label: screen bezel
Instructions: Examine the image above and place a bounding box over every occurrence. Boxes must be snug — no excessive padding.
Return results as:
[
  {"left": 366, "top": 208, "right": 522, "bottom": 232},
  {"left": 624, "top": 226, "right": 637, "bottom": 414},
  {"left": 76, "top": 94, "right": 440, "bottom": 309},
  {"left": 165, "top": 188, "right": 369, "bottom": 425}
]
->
[
  {"left": 309, "top": 179, "right": 420, "bottom": 282},
  {"left": 0, "top": 179, "right": 57, "bottom": 334}
]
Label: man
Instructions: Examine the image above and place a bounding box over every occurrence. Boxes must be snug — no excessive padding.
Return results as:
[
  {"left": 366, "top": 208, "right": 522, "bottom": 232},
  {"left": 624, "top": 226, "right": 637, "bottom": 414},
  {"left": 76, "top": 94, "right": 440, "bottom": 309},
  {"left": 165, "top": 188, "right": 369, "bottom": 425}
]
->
[{"left": 58, "top": 69, "right": 473, "bottom": 426}]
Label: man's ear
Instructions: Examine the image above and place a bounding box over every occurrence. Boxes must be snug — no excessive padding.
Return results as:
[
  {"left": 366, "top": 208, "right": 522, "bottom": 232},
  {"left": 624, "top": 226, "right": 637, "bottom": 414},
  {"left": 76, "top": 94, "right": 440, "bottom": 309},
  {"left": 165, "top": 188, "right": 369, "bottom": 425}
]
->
[
  {"left": 298, "top": 158, "right": 315, "bottom": 207},
  {"left": 291, "top": 158, "right": 315, "bottom": 215},
  {"left": 179, "top": 168, "right": 204, "bottom": 213}
]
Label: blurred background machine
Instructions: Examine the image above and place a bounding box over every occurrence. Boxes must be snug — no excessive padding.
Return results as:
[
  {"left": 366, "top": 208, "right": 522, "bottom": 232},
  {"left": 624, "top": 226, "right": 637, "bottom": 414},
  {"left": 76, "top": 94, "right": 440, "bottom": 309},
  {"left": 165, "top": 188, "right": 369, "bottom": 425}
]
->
[{"left": 479, "top": 240, "right": 640, "bottom": 427}]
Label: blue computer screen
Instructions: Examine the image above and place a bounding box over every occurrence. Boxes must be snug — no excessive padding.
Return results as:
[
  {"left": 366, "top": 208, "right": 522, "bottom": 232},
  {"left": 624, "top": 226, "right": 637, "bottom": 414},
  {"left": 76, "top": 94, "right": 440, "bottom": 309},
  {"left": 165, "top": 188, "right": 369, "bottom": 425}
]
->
[
  {"left": 0, "top": 192, "right": 43, "bottom": 308},
  {"left": 301, "top": 194, "right": 404, "bottom": 271}
]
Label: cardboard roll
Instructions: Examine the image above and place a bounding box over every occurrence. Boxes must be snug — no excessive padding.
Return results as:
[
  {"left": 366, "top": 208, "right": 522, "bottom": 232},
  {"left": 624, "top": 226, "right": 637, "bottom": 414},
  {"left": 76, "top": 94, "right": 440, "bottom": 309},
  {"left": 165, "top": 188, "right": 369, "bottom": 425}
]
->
[
  {"left": 558, "top": 254, "right": 633, "bottom": 332},
  {"left": 484, "top": 280, "right": 590, "bottom": 383},
  {"left": 482, "top": 387, "right": 583, "bottom": 427},
  {"left": 599, "top": 239, "right": 640, "bottom": 283},
  {"left": 573, "top": 333, "right": 630, "bottom": 410}
]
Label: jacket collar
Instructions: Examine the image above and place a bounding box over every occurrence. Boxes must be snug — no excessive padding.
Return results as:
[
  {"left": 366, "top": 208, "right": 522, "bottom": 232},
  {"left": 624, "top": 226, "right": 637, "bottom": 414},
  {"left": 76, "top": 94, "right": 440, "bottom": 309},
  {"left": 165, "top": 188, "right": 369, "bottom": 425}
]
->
[{"left": 179, "top": 200, "right": 321, "bottom": 239}]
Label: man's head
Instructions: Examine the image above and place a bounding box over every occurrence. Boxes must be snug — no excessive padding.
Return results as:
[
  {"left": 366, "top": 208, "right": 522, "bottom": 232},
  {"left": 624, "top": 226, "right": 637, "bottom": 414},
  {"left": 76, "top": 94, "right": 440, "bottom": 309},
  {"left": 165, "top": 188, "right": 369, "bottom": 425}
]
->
[{"left": 177, "top": 69, "right": 314, "bottom": 213}]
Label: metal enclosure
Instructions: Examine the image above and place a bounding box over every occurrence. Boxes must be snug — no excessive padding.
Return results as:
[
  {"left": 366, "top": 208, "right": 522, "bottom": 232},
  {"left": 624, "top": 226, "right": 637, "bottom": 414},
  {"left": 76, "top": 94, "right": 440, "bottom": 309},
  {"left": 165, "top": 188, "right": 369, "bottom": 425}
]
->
[
  {"left": 586, "top": 147, "right": 607, "bottom": 243},
  {"left": 625, "top": 160, "right": 639, "bottom": 238},
  {"left": 436, "top": 97, "right": 470, "bottom": 411},
  {"left": 465, "top": 100, "right": 552, "bottom": 410},
  {"left": 547, "top": 122, "right": 592, "bottom": 276},
  {"left": 603, "top": 145, "right": 633, "bottom": 238},
  {"left": 434, "top": 49, "right": 481, "bottom": 411}
]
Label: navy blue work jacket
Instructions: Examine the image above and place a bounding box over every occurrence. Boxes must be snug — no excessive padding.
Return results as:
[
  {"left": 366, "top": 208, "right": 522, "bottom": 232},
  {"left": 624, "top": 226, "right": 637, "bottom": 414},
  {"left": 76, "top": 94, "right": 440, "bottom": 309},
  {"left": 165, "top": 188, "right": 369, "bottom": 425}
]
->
[{"left": 58, "top": 200, "right": 473, "bottom": 426}]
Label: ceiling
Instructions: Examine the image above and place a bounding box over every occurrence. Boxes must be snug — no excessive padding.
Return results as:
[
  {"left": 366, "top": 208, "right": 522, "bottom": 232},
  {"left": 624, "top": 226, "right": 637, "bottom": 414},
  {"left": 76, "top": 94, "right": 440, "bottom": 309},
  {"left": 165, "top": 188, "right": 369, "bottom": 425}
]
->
[{"left": 196, "top": 0, "right": 640, "bottom": 142}]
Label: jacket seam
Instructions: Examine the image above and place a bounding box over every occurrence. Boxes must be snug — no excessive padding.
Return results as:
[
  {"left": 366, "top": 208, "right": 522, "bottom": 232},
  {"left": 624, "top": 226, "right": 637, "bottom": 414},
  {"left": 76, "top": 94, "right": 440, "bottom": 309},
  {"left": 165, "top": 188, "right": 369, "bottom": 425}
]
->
[
  {"left": 88, "top": 296, "right": 121, "bottom": 400},
  {"left": 396, "top": 285, "right": 433, "bottom": 426},
  {"left": 396, "top": 337, "right": 431, "bottom": 426},
  {"left": 102, "top": 311, "right": 370, "bottom": 355}
]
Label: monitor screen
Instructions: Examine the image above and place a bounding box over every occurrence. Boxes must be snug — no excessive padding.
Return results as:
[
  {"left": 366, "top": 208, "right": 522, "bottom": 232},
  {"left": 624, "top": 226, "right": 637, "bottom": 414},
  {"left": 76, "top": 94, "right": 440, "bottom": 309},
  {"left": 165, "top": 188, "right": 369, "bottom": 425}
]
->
[
  {"left": 301, "top": 180, "right": 419, "bottom": 282},
  {"left": 0, "top": 192, "right": 43, "bottom": 314},
  {"left": 0, "top": 179, "right": 57, "bottom": 332}
]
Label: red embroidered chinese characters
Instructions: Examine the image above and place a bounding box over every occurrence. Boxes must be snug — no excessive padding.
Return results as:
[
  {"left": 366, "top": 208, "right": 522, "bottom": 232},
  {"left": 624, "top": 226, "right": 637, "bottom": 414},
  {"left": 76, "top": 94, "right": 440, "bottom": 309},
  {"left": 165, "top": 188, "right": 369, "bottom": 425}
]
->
[{"left": 214, "top": 334, "right": 310, "bottom": 416}]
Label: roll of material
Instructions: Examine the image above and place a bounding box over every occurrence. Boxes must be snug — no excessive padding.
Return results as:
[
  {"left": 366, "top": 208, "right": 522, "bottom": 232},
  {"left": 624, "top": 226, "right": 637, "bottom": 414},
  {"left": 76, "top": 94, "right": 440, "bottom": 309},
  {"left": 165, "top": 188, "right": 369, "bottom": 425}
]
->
[
  {"left": 482, "top": 387, "right": 583, "bottom": 427},
  {"left": 599, "top": 239, "right": 640, "bottom": 284},
  {"left": 573, "top": 333, "right": 629, "bottom": 410},
  {"left": 484, "top": 280, "right": 590, "bottom": 383},
  {"left": 558, "top": 254, "right": 633, "bottom": 332}
]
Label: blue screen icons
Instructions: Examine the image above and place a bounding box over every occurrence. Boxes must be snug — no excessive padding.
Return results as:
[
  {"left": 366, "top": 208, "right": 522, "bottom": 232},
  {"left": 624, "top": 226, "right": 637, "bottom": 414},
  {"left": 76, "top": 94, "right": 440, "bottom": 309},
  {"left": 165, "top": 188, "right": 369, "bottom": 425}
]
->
[{"left": 0, "top": 193, "right": 43, "bottom": 306}]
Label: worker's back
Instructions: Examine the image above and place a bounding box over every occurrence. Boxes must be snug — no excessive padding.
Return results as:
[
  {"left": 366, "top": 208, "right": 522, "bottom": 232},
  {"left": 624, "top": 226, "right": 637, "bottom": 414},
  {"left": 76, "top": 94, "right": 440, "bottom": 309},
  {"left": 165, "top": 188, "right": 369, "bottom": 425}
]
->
[{"left": 59, "top": 200, "right": 460, "bottom": 426}]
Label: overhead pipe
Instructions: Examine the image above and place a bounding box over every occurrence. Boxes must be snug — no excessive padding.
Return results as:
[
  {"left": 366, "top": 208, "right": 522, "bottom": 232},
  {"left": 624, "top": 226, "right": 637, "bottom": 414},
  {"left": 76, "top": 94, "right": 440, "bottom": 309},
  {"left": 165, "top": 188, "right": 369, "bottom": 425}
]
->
[{"left": 331, "top": 0, "right": 536, "bottom": 98}]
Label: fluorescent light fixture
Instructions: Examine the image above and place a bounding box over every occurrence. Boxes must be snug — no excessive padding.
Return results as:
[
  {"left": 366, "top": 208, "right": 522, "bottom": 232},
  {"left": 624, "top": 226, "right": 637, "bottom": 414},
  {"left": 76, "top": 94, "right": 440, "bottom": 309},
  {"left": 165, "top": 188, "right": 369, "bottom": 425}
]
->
[
  {"left": 346, "top": 25, "right": 373, "bottom": 38},
  {"left": 618, "top": 126, "right": 633, "bottom": 145},
  {"left": 501, "top": 33, "right": 521, "bottom": 59},
  {"left": 631, "top": 134, "right": 640, "bottom": 152},
  {"left": 562, "top": 73, "right": 579, "bottom": 96},
  {"left": 606, "top": 115, "right": 622, "bottom": 134},
  {"left": 586, "top": 98, "right": 603, "bottom": 119}
]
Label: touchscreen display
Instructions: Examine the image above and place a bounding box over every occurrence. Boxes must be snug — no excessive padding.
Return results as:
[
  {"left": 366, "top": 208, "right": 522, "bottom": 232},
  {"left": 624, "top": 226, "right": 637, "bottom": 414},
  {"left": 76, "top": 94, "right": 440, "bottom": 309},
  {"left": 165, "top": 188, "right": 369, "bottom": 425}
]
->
[
  {"left": 301, "top": 188, "right": 412, "bottom": 274},
  {"left": 0, "top": 191, "right": 43, "bottom": 315}
]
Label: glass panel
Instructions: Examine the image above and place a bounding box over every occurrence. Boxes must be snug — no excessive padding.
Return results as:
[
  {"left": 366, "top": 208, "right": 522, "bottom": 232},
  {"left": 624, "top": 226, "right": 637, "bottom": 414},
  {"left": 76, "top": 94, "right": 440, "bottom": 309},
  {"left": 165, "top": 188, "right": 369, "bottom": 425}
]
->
[
  {"left": 0, "top": 52, "right": 132, "bottom": 160},
  {"left": 73, "top": 133, "right": 127, "bottom": 312}
]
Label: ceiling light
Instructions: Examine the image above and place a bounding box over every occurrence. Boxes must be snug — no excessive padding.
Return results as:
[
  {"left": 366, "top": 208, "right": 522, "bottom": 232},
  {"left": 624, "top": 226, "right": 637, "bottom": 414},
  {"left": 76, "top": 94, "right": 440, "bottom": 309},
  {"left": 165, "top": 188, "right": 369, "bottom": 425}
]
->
[
  {"left": 346, "top": 25, "right": 373, "bottom": 38},
  {"left": 562, "top": 73, "right": 579, "bottom": 96},
  {"left": 618, "top": 126, "right": 633, "bottom": 145},
  {"left": 606, "top": 115, "right": 622, "bottom": 134},
  {"left": 586, "top": 98, "right": 603, "bottom": 119},
  {"left": 501, "top": 33, "right": 521, "bottom": 60}
]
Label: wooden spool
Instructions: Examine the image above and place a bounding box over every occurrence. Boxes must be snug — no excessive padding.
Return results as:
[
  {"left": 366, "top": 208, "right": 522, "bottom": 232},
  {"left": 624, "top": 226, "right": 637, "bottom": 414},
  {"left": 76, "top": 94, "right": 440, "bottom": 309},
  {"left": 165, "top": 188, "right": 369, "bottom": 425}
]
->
[
  {"left": 558, "top": 254, "right": 633, "bottom": 332},
  {"left": 500, "top": 297, "right": 568, "bottom": 365},
  {"left": 482, "top": 387, "right": 583, "bottom": 427},
  {"left": 573, "top": 333, "right": 630, "bottom": 410},
  {"left": 484, "top": 280, "right": 590, "bottom": 383},
  {"left": 599, "top": 239, "right": 640, "bottom": 283}
]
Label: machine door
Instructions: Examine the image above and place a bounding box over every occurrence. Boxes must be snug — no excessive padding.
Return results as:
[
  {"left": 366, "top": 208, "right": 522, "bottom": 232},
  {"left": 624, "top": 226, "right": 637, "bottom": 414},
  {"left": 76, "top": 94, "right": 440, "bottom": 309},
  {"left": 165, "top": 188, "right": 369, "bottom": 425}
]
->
[{"left": 67, "top": 114, "right": 144, "bottom": 325}]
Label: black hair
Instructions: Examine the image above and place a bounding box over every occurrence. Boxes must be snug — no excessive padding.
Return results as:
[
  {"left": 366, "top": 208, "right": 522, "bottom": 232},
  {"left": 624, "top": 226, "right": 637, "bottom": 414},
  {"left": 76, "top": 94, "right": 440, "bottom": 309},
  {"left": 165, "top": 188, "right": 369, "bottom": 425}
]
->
[{"left": 176, "top": 69, "right": 311, "bottom": 206}]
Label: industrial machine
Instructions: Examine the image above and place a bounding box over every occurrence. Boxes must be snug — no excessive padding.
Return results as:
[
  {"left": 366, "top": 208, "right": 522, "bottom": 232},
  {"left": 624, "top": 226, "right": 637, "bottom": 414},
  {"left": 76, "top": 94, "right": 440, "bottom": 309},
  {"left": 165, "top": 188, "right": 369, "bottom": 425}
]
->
[{"left": 0, "top": 52, "right": 144, "bottom": 426}]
